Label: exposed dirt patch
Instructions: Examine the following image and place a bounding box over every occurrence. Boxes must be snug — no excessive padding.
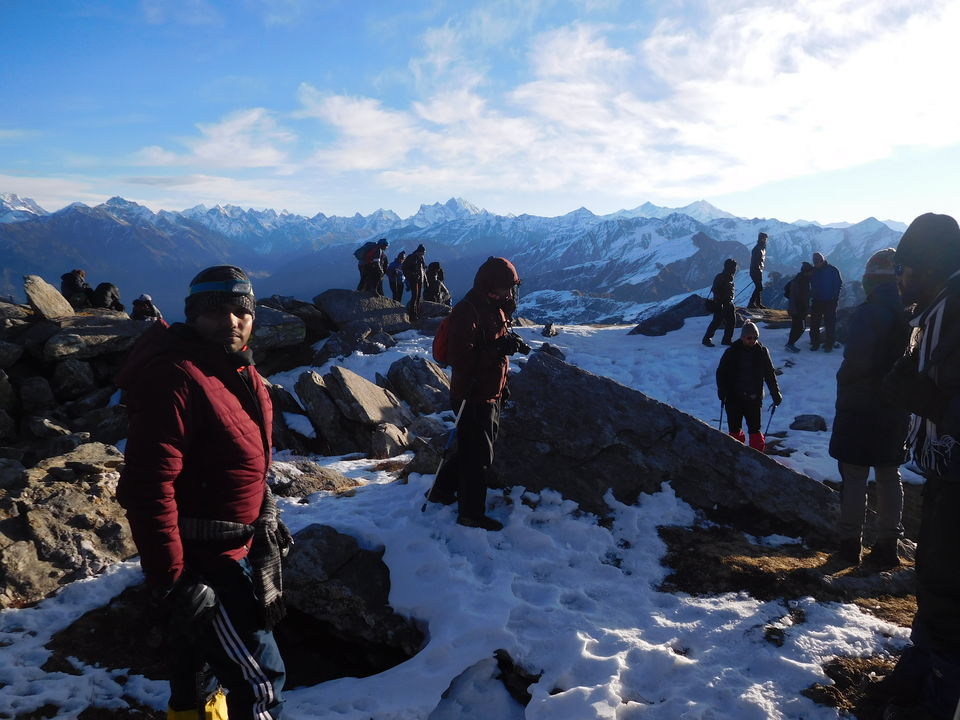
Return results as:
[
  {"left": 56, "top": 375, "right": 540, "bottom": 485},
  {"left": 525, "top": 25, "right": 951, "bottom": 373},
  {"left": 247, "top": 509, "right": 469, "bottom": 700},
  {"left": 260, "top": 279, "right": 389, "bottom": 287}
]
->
[{"left": 659, "top": 523, "right": 916, "bottom": 719}]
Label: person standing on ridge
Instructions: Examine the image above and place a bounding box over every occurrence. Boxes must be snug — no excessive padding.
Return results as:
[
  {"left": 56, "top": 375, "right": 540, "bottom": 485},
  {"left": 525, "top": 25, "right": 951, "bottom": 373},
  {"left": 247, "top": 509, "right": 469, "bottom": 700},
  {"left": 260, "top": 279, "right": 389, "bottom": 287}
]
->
[
  {"left": 809, "top": 251, "right": 843, "bottom": 351},
  {"left": 387, "top": 250, "right": 406, "bottom": 303},
  {"left": 828, "top": 248, "right": 911, "bottom": 566},
  {"left": 402, "top": 244, "right": 427, "bottom": 321},
  {"left": 748, "top": 232, "right": 768, "bottom": 309},
  {"left": 703, "top": 258, "right": 738, "bottom": 347},
  {"left": 783, "top": 262, "right": 813, "bottom": 352},
  {"left": 117, "top": 265, "right": 288, "bottom": 720},
  {"left": 880, "top": 214, "right": 960, "bottom": 720},
  {"left": 715, "top": 321, "right": 782, "bottom": 452},
  {"left": 355, "top": 238, "right": 389, "bottom": 295},
  {"left": 426, "top": 256, "right": 525, "bottom": 531}
]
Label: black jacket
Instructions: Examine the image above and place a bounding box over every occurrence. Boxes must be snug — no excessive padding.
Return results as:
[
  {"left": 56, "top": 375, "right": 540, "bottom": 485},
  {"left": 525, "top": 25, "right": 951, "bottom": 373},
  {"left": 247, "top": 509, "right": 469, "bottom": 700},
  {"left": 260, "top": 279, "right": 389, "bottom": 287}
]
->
[
  {"left": 785, "top": 273, "right": 811, "bottom": 318},
  {"left": 829, "top": 281, "right": 910, "bottom": 466},
  {"left": 716, "top": 340, "right": 780, "bottom": 403},
  {"left": 750, "top": 244, "right": 766, "bottom": 274},
  {"left": 710, "top": 271, "right": 735, "bottom": 305}
]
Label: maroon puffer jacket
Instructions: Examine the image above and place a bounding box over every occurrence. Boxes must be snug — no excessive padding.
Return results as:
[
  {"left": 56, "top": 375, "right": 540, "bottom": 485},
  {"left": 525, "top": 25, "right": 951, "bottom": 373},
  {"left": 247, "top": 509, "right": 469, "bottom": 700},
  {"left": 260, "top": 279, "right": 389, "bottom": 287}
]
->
[
  {"left": 116, "top": 322, "right": 273, "bottom": 586},
  {"left": 447, "top": 258, "right": 519, "bottom": 406}
]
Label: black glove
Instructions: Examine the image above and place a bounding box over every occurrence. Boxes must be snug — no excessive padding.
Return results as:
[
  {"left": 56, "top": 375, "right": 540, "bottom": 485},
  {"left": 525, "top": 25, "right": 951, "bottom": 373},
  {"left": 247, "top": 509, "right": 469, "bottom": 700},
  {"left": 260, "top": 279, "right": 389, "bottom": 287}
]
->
[
  {"left": 772, "top": 391, "right": 783, "bottom": 406},
  {"left": 162, "top": 571, "right": 219, "bottom": 628}
]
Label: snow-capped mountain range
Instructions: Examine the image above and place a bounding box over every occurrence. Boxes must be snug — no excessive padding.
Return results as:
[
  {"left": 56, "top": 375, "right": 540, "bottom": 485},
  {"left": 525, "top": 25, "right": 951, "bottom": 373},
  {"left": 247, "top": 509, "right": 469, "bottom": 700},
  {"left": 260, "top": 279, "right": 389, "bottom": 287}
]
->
[{"left": 0, "top": 192, "right": 904, "bottom": 323}]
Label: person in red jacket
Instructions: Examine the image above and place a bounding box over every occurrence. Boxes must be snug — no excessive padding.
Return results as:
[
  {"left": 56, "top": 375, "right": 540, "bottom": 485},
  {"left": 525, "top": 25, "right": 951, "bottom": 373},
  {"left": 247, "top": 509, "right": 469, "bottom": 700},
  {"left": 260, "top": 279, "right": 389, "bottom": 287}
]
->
[
  {"left": 427, "top": 257, "right": 525, "bottom": 531},
  {"left": 117, "top": 265, "right": 287, "bottom": 720}
]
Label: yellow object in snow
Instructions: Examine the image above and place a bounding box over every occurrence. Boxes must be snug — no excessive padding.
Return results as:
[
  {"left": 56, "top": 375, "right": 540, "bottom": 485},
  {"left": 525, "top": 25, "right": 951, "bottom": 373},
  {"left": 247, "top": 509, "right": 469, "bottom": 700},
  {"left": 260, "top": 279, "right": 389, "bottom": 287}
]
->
[{"left": 166, "top": 689, "right": 228, "bottom": 719}]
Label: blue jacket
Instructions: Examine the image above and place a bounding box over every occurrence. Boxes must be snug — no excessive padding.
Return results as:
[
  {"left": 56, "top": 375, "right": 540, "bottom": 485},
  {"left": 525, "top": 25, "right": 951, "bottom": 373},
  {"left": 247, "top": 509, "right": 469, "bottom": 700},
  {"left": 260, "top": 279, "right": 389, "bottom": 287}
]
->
[{"left": 810, "top": 262, "right": 843, "bottom": 302}]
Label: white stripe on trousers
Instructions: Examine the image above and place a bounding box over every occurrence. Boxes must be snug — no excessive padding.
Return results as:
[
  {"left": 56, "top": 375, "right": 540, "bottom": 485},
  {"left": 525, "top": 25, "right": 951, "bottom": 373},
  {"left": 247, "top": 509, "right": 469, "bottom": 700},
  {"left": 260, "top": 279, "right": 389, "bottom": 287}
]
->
[{"left": 211, "top": 604, "right": 276, "bottom": 720}]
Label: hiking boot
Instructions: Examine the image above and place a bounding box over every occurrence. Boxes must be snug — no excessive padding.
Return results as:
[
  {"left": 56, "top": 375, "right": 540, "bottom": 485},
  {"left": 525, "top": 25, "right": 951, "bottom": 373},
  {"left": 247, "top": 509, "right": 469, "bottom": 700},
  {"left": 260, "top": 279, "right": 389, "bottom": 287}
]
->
[
  {"left": 729, "top": 429, "right": 746, "bottom": 443},
  {"left": 784, "top": 343, "right": 801, "bottom": 353},
  {"left": 457, "top": 514, "right": 503, "bottom": 531},
  {"left": 748, "top": 432, "right": 766, "bottom": 452},
  {"left": 720, "top": 338, "right": 732, "bottom": 345},
  {"left": 823, "top": 344, "right": 834, "bottom": 353},
  {"left": 809, "top": 344, "right": 820, "bottom": 351},
  {"left": 702, "top": 337, "right": 715, "bottom": 347},
  {"left": 869, "top": 539, "right": 901, "bottom": 568},
  {"left": 838, "top": 538, "right": 863, "bottom": 564},
  {"left": 424, "top": 489, "right": 456, "bottom": 506}
]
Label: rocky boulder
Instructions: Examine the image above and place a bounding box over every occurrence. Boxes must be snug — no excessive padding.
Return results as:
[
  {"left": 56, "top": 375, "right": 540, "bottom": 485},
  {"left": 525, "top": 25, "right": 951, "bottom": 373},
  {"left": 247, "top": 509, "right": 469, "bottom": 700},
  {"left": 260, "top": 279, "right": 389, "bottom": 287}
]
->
[
  {"left": 250, "top": 305, "right": 307, "bottom": 352},
  {"left": 43, "top": 312, "right": 150, "bottom": 361},
  {"left": 313, "top": 289, "right": 412, "bottom": 336},
  {"left": 269, "top": 459, "right": 359, "bottom": 498},
  {"left": 790, "top": 414, "right": 829, "bottom": 432},
  {"left": 284, "top": 523, "right": 424, "bottom": 656},
  {"left": 295, "top": 370, "right": 366, "bottom": 455},
  {"left": 325, "top": 366, "right": 414, "bottom": 429},
  {"left": 629, "top": 294, "right": 711, "bottom": 336},
  {"left": 492, "top": 350, "right": 841, "bottom": 543},
  {"left": 386, "top": 355, "right": 451, "bottom": 415},
  {"left": 23, "top": 275, "right": 74, "bottom": 320},
  {"left": 0, "top": 442, "right": 133, "bottom": 607}
]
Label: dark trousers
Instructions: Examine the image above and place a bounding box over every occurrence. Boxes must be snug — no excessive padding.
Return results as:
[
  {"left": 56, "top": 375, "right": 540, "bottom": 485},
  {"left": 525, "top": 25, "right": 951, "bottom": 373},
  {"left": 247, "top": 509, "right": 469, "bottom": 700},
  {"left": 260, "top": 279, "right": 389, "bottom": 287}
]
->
[
  {"left": 787, "top": 315, "right": 806, "bottom": 345},
  {"left": 431, "top": 400, "right": 500, "bottom": 519},
  {"left": 704, "top": 302, "right": 735, "bottom": 343},
  {"left": 406, "top": 281, "right": 423, "bottom": 320},
  {"left": 169, "top": 559, "right": 285, "bottom": 720},
  {"left": 358, "top": 265, "right": 384, "bottom": 295},
  {"left": 389, "top": 274, "right": 404, "bottom": 303},
  {"left": 726, "top": 396, "right": 762, "bottom": 435},
  {"left": 748, "top": 270, "right": 763, "bottom": 307},
  {"left": 809, "top": 299, "right": 838, "bottom": 348}
]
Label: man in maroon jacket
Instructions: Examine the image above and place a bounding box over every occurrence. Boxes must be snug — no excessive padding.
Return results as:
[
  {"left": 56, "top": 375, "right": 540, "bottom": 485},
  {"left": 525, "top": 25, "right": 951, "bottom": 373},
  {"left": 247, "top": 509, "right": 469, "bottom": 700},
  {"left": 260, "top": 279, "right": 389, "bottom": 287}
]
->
[
  {"left": 117, "top": 265, "right": 287, "bottom": 720},
  {"left": 427, "top": 256, "right": 524, "bottom": 531}
]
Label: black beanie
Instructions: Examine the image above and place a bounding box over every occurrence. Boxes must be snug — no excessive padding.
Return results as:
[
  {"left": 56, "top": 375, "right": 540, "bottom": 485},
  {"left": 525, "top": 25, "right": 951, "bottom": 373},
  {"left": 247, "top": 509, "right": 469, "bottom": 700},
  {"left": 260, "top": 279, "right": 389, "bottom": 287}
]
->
[
  {"left": 184, "top": 265, "right": 256, "bottom": 320},
  {"left": 896, "top": 213, "right": 960, "bottom": 275}
]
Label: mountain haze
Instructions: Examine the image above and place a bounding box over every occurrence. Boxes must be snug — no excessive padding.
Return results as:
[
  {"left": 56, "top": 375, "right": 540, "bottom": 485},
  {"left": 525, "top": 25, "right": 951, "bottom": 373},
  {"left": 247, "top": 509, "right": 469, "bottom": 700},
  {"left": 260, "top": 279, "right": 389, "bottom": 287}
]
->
[{"left": 0, "top": 193, "right": 903, "bottom": 323}]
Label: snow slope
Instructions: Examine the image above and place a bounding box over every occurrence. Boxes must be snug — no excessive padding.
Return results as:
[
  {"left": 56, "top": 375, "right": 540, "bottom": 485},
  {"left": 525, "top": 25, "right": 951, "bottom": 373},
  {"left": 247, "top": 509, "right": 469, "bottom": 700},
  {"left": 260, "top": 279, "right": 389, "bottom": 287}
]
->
[{"left": 0, "top": 317, "right": 915, "bottom": 719}]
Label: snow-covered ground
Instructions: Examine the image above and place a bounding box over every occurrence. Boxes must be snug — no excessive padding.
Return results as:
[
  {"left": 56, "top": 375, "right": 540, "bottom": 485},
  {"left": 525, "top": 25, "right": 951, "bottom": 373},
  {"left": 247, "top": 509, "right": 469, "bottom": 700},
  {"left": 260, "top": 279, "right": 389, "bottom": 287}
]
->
[{"left": 0, "top": 315, "right": 915, "bottom": 719}]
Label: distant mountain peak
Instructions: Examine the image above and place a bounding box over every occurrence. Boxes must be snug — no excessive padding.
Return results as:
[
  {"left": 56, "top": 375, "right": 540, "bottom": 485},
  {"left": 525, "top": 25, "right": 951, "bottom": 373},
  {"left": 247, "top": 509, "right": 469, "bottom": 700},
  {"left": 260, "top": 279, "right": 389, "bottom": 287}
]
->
[{"left": 0, "top": 193, "right": 48, "bottom": 223}]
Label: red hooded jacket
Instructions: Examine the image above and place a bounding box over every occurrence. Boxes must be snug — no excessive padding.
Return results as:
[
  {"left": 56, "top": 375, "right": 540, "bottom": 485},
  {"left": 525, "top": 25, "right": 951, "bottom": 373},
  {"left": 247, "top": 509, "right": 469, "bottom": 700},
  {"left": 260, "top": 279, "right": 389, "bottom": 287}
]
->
[
  {"left": 116, "top": 322, "right": 273, "bottom": 586},
  {"left": 447, "top": 258, "right": 519, "bottom": 406}
]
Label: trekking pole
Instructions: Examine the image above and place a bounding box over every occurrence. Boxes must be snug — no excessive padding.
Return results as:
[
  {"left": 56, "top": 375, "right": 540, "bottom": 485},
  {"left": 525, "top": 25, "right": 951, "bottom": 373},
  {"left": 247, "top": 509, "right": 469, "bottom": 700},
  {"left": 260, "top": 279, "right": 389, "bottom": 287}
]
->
[
  {"left": 717, "top": 400, "right": 725, "bottom": 430},
  {"left": 421, "top": 399, "right": 467, "bottom": 511},
  {"left": 765, "top": 402, "right": 778, "bottom": 434}
]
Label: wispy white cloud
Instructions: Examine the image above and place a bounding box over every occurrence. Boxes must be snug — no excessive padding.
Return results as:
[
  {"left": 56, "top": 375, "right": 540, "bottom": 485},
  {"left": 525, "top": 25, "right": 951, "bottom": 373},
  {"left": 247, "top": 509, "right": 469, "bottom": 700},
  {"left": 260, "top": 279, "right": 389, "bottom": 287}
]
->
[
  {"left": 133, "top": 108, "right": 296, "bottom": 170},
  {"left": 140, "top": 0, "right": 222, "bottom": 25},
  {"left": 0, "top": 128, "right": 39, "bottom": 141}
]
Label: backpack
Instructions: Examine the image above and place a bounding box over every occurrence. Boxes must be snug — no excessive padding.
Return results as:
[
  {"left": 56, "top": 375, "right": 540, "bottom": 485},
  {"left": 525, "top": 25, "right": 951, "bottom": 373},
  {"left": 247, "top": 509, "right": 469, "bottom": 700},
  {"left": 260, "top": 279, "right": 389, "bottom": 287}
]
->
[
  {"left": 354, "top": 241, "right": 376, "bottom": 263},
  {"left": 432, "top": 300, "right": 478, "bottom": 366}
]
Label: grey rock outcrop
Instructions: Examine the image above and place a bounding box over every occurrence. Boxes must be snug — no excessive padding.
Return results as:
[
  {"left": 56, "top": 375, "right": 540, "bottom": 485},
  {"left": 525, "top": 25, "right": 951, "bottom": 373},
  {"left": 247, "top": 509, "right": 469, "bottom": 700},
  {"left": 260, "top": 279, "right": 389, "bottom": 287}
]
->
[
  {"left": 325, "top": 366, "right": 413, "bottom": 429},
  {"left": 629, "top": 294, "right": 711, "bottom": 336},
  {"left": 313, "top": 289, "right": 412, "bottom": 336},
  {"left": 51, "top": 359, "right": 97, "bottom": 400},
  {"left": 23, "top": 275, "right": 74, "bottom": 320},
  {"left": 269, "top": 460, "right": 359, "bottom": 498},
  {"left": 492, "top": 350, "right": 841, "bottom": 542},
  {"left": 0, "top": 340, "right": 23, "bottom": 369},
  {"left": 790, "top": 414, "right": 828, "bottom": 432},
  {"left": 1, "top": 442, "right": 133, "bottom": 607},
  {"left": 43, "top": 313, "right": 149, "bottom": 361},
  {"left": 371, "top": 423, "right": 411, "bottom": 459},
  {"left": 284, "top": 524, "right": 424, "bottom": 656},
  {"left": 386, "top": 355, "right": 451, "bottom": 415},
  {"left": 294, "top": 370, "right": 365, "bottom": 455},
  {"left": 249, "top": 305, "right": 307, "bottom": 352}
]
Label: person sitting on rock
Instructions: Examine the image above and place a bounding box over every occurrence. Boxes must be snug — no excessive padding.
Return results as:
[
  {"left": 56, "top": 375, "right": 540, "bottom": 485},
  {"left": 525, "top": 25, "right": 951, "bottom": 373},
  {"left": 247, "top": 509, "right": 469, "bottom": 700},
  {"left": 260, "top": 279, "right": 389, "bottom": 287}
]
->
[
  {"left": 130, "top": 293, "right": 163, "bottom": 322},
  {"left": 703, "top": 258, "right": 737, "bottom": 347},
  {"left": 91, "top": 282, "right": 125, "bottom": 312},
  {"left": 60, "top": 269, "right": 93, "bottom": 309},
  {"left": 424, "top": 261, "right": 452, "bottom": 306},
  {"left": 828, "top": 248, "right": 911, "bottom": 567},
  {"left": 716, "top": 321, "right": 782, "bottom": 452}
]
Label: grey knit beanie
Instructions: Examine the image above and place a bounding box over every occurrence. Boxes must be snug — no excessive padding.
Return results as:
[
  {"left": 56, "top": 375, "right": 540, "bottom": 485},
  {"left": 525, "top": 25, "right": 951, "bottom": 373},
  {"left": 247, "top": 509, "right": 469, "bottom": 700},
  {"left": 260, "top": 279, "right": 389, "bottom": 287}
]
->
[{"left": 184, "top": 265, "right": 255, "bottom": 320}]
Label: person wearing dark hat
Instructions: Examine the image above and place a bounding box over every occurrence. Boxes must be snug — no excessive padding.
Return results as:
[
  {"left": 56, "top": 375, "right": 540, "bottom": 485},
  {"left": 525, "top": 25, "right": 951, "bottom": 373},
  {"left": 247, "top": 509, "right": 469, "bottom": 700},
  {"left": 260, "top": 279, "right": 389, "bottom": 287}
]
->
[
  {"left": 703, "top": 258, "right": 738, "bottom": 347},
  {"left": 715, "top": 321, "right": 782, "bottom": 452},
  {"left": 60, "top": 268, "right": 93, "bottom": 309},
  {"left": 402, "top": 244, "right": 427, "bottom": 321},
  {"left": 117, "top": 265, "right": 288, "bottom": 720},
  {"left": 828, "top": 248, "right": 911, "bottom": 566},
  {"left": 426, "top": 257, "right": 524, "bottom": 531},
  {"left": 748, "top": 232, "right": 768, "bottom": 309},
  {"left": 809, "top": 251, "right": 843, "bottom": 351},
  {"left": 880, "top": 213, "right": 960, "bottom": 719},
  {"left": 783, "top": 262, "right": 813, "bottom": 352},
  {"left": 356, "top": 237, "right": 389, "bottom": 295}
]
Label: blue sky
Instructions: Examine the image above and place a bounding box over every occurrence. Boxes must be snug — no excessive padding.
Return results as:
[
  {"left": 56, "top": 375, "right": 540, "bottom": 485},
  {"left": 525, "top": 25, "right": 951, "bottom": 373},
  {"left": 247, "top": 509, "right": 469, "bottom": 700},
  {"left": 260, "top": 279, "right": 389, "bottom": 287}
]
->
[{"left": 2, "top": 0, "right": 958, "bottom": 223}]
